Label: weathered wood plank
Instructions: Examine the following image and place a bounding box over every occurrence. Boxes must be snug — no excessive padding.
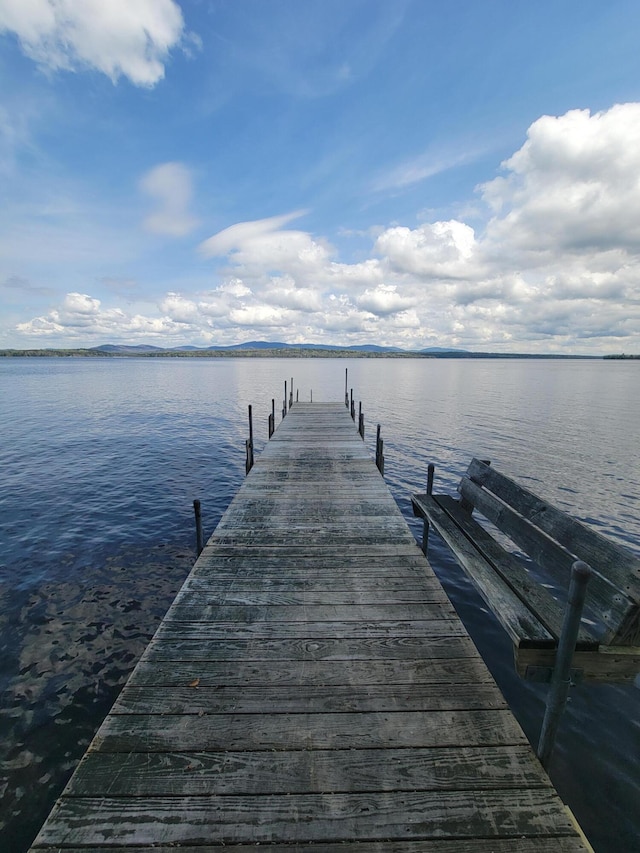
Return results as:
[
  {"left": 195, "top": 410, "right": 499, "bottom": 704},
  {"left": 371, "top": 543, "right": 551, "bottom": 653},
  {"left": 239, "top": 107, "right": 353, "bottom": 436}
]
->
[
  {"left": 30, "top": 842, "right": 590, "bottom": 853},
  {"left": 172, "top": 588, "right": 452, "bottom": 606},
  {"left": 166, "top": 602, "right": 457, "bottom": 622},
  {"left": 516, "top": 644, "right": 640, "bottom": 683},
  {"left": 111, "top": 683, "right": 509, "bottom": 714},
  {"left": 143, "top": 634, "right": 478, "bottom": 662},
  {"left": 95, "top": 709, "right": 528, "bottom": 752},
  {"left": 128, "top": 657, "right": 497, "bottom": 687},
  {"left": 154, "top": 618, "right": 468, "bottom": 640},
  {"left": 67, "top": 745, "right": 550, "bottom": 796},
  {"left": 33, "top": 790, "right": 580, "bottom": 847},
  {"left": 183, "top": 574, "right": 441, "bottom": 592}
]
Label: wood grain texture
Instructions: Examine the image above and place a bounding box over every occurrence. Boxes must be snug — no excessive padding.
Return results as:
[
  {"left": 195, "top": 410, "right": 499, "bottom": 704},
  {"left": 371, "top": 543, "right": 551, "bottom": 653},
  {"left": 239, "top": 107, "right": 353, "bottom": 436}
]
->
[
  {"left": 33, "top": 790, "right": 580, "bottom": 846},
  {"left": 30, "top": 402, "right": 592, "bottom": 852}
]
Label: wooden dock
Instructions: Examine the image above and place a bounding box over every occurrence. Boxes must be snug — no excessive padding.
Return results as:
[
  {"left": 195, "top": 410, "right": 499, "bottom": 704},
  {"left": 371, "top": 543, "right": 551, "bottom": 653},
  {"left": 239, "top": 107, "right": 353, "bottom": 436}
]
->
[{"left": 30, "top": 402, "right": 591, "bottom": 851}]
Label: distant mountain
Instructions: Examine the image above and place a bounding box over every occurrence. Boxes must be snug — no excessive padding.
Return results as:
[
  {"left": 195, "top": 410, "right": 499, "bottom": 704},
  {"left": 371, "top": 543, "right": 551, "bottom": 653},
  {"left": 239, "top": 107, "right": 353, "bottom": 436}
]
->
[
  {"left": 205, "top": 341, "right": 405, "bottom": 353},
  {"left": 91, "top": 341, "right": 409, "bottom": 354},
  {"left": 420, "top": 346, "right": 470, "bottom": 353},
  {"left": 91, "top": 344, "right": 164, "bottom": 353}
]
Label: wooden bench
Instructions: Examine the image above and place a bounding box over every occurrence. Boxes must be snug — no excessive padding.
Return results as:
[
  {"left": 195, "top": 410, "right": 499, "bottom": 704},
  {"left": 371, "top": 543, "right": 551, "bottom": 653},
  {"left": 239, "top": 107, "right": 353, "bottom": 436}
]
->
[{"left": 412, "top": 458, "right": 640, "bottom": 684}]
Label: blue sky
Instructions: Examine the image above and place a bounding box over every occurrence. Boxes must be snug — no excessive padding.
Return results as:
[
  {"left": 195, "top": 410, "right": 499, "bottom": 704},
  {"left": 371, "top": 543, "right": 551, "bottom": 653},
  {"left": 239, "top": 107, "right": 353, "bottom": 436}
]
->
[{"left": 2, "top": 0, "right": 640, "bottom": 353}]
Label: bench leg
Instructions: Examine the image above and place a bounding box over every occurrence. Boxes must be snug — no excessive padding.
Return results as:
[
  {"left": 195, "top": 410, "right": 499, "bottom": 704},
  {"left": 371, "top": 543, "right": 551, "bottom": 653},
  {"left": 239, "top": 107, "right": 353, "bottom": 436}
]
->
[
  {"left": 421, "top": 518, "right": 430, "bottom": 556},
  {"left": 537, "top": 561, "right": 592, "bottom": 769}
]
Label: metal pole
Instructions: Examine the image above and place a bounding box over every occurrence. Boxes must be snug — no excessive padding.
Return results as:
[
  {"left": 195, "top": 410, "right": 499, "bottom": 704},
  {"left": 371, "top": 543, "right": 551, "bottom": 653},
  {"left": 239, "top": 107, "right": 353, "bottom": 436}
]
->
[
  {"left": 193, "top": 499, "right": 204, "bottom": 556},
  {"left": 537, "top": 560, "right": 592, "bottom": 769}
]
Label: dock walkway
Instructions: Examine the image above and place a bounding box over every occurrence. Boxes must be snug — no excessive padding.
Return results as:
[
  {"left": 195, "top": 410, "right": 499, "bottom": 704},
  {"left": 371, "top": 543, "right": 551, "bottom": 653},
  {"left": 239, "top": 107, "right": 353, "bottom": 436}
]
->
[{"left": 31, "top": 402, "right": 590, "bottom": 850}]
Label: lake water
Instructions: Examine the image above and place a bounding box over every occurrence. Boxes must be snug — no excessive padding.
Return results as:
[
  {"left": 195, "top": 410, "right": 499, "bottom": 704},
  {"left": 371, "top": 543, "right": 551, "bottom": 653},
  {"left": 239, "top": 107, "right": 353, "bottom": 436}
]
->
[{"left": 1, "top": 356, "right": 639, "bottom": 852}]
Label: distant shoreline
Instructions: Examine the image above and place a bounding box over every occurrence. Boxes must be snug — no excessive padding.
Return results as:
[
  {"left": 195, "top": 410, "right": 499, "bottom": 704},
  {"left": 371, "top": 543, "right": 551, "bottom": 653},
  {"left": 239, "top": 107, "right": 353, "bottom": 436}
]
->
[{"left": 1, "top": 348, "right": 635, "bottom": 360}]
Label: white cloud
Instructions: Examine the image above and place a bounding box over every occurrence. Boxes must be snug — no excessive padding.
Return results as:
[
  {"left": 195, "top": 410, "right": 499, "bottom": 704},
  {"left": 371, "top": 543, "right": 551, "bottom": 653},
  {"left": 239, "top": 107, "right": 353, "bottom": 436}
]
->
[
  {"left": 481, "top": 104, "right": 640, "bottom": 257},
  {"left": 375, "top": 220, "right": 477, "bottom": 278},
  {"left": 140, "top": 162, "right": 198, "bottom": 237},
  {"left": 357, "top": 284, "right": 415, "bottom": 316},
  {"left": 12, "top": 104, "right": 640, "bottom": 353},
  {"left": 0, "top": 0, "right": 187, "bottom": 86},
  {"left": 199, "top": 211, "right": 309, "bottom": 258}
]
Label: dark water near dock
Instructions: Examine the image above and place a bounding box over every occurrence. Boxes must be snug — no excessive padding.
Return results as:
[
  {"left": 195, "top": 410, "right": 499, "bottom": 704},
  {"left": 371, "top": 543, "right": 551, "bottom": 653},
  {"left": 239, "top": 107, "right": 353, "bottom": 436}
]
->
[{"left": 1, "top": 356, "right": 639, "bottom": 851}]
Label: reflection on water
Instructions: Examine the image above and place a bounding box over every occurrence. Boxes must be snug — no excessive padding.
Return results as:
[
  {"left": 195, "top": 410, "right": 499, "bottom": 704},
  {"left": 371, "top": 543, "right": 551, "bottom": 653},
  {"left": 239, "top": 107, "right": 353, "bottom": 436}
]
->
[{"left": 1, "top": 357, "right": 639, "bottom": 852}]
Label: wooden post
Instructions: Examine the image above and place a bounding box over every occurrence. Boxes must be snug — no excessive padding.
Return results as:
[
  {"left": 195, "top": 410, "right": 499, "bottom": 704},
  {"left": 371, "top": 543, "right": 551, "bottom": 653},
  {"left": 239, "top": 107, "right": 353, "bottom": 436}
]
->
[
  {"left": 350, "top": 389, "right": 355, "bottom": 421},
  {"left": 290, "top": 377, "right": 293, "bottom": 409},
  {"left": 245, "top": 405, "right": 254, "bottom": 474},
  {"left": 427, "top": 463, "right": 435, "bottom": 495},
  {"left": 375, "top": 424, "right": 384, "bottom": 476},
  {"left": 284, "top": 381, "right": 287, "bottom": 416},
  {"left": 421, "top": 464, "right": 435, "bottom": 555},
  {"left": 296, "top": 390, "right": 299, "bottom": 402},
  {"left": 193, "top": 499, "right": 204, "bottom": 556},
  {"left": 345, "top": 368, "right": 349, "bottom": 408},
  {"left": 358, "top": 402, "right": 364, "bottom": 439},
  {"left": 537, "top": 560, "right": 592, "bottom": 769},
  {"left": 269, "top": 398, "right": 275, "bottom": 438}
]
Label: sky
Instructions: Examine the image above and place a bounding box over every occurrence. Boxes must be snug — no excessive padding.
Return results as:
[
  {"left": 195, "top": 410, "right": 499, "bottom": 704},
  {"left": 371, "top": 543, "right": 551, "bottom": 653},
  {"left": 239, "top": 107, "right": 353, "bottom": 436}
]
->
[{"left": 2, "top": 1, "right": 640, "bottom": 354}]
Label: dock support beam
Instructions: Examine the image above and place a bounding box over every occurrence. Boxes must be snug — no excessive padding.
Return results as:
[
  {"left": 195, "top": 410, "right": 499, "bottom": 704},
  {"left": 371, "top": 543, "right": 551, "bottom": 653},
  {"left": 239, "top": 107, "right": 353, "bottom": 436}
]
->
[{"left": 537, "top": 560, "right": 592, "bottom": 769}]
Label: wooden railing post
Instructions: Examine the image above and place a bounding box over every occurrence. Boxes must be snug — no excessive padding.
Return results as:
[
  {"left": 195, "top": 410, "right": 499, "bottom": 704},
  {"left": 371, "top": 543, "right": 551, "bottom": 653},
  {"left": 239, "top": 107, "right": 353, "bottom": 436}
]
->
[
  {"left": 193, "top": 499, "right": 204, "bottom": 556},
  {"left": 345, "top": 368, "right": 349, "bottom": 408},
  {"left": 268, "top": 398, "right": 275, "bottom": 438},
  {"left": 421, "top": 464, "right": 435, "bottom": 554},
  {"left": 358, "top": 402, "right": 364, "bottom": 439},
  {"left": 245, "top": 405, "right": 254, "bottom": 474},
  {"left": 375, "top": 424, "right": 384, "bottom": 476},
  {"left": 350, "top": 389, "right": 355, "bottom": 421}
]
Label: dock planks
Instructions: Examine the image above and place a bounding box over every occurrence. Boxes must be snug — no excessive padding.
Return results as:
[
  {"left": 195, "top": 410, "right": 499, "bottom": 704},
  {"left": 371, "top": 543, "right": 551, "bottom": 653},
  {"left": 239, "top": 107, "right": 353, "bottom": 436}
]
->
[{"left": 29, "top": 402, "right": 591, "bottom": 851}]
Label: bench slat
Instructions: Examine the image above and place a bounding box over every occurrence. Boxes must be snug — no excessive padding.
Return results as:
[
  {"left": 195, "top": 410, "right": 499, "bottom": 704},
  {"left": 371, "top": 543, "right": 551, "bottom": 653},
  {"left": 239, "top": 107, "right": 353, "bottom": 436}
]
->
[
  {"left": 459, "top": 477, "right": 635, "bottom": 645},
  {"left": 467, "top": 458, "right": 640, "bottom": 605},
  {"left": 411, "top": 494, "right": 554, "bottom": 648},
  {"left": 435, "top": 496, "right": 598, "bottom": 648}
]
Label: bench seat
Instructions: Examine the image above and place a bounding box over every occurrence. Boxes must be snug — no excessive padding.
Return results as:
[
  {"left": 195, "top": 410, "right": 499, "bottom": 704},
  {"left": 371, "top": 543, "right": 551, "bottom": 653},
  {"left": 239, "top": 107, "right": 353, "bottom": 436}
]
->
[{"left": 412, "top": 459, "right": 640, "bottom": 683}]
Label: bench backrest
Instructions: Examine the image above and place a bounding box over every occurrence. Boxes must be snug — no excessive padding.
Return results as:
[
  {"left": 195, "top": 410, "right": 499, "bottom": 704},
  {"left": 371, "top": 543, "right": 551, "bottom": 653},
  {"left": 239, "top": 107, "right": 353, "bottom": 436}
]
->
[{"left": 459, "top": 458, "right": 640, "bottom": 646}]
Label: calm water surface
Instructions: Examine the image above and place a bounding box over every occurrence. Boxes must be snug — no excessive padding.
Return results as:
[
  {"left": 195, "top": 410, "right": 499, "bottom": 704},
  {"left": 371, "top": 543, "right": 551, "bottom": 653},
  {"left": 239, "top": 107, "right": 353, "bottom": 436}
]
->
[{"left": 1, "top": 357, "right": 638, "bottom": 851}]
